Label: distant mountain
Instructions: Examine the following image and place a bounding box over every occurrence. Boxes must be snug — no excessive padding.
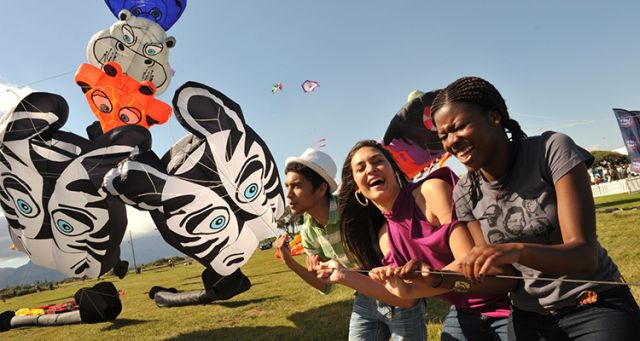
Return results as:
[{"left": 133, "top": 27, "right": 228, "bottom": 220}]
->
[
  {"left": 118, "top": 232, "right": 185, "bottom": 267},
  {"left": 0, "top": 262, "right": 66, "bottom": 289},
  {"left": 0, "top": 234, "right": 187, "bottom": 289}
]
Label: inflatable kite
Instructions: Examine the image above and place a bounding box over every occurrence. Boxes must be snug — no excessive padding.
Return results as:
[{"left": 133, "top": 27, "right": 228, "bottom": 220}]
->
[
  {"left": 301, "top": 80, "right": 319, "bottom": 93},
  {"left": 103, "top": 81, "right": 286, "bottom": 307},
  {"left": 0, "top": 92, "right": 151, "bottom": 278},
  {"left": 0, "top": 282, "right": 122, "bottom": 332},
  {"left": 75, "top": 62, "right": 172, "bottom": 133},
  {"left": 105, "top": 0, "right": 187, "bottom": 31},
  {"left": 382, "top": 89, "right": 448, "bottom": 180},
  {"left": 274, "top": 234, "right": 305, "bottom": 259},
  {"left": 87, "top": 9, "right": 176, "bottom": 95}
]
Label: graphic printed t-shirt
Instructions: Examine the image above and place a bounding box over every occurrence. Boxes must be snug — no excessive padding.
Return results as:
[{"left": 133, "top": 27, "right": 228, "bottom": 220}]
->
[{"left": 453, "top": 131, "right": 621, "bottom": 314}]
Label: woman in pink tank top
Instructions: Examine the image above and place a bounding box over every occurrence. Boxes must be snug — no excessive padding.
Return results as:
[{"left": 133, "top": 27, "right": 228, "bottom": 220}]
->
[{"left": 324, "top": 140, "right": 516, "bottom": 340}]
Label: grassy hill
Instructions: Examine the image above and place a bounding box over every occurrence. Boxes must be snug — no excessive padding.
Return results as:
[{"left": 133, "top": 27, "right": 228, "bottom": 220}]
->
[{"left": 1, "top": 193, "right": 639, "bottom": 340}]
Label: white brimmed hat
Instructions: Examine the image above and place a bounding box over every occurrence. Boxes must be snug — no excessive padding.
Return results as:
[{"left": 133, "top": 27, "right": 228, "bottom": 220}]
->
[{"left": 285, "top": 148, "right": 338, "bottom": 192}]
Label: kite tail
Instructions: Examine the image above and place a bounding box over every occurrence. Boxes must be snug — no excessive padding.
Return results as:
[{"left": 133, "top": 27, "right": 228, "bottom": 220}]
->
[
  {"left": 0, "top": 282, "right": 121, "bottom": 332},
  {"left": 6, "top": 310, "right": 83, "bottom": 329},
  {"left": 151, "top": 268, "right": 251, "bottom": 307}
]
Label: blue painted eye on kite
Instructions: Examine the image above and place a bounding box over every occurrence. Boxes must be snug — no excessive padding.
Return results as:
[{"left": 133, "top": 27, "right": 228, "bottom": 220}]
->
[
  {"left": 16, "top": 199, "right": 33, "bottom": 215},
  {"left": 5, "top": 181, "right": 41, "bottom": 218},
  {"left": 15, "top": 198, "right": 38, "bottom": 218},
  {"left": 91, "top": 90, "right": 113, "bottom": 113},
  {"left": 210, "top": 215, "right": 227, "bottom": 230},
  {"left": 188, "top": 206, "right": 232, "bottom": 235},
  {"left": 236, "top": 161, "right": 263, "bottom": 203},
  {"left": 122, "top": 25, "right": 136, "bottom": 45},
  {"left": 119, "top": 107, "right": 142, "bottom": 124},
  {"left": 55, "top": 219, "right": 75, "bottom": 234},
  {"left": 244, "top": 184, "right": 259, "bottom": 200},
  {"left": 144, "top": 43, "right": 163, "bottom": 57},
  {"left": 51, "top": 209, "right": 93, "bottom": 236}
]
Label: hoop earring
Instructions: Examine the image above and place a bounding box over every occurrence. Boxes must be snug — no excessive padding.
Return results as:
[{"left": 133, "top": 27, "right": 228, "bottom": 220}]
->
[
  {"left": 354, "top": 191, "right": 369, "bottom": 206},
  {"left": 396, "top": 172, "right": 404, "bottom": 189}
]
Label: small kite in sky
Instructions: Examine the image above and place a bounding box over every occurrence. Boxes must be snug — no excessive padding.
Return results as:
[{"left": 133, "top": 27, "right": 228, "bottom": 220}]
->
[
  {"left": 315, "top": 137, "right": 326, "bottom": 148},
  {"left": 301, "top": 80, "right": 320, "bottom": 93},
  {"left": 271, "top": 83, "right": 283, "bottom": 94}
]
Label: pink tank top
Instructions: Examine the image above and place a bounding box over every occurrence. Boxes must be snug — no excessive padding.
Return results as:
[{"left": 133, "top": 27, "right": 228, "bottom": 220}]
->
[{"left": 382, "top": 167, "right": 510, "bottom": 317}]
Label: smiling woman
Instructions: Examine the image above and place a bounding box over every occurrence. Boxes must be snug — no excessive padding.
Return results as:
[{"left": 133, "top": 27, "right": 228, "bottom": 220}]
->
[{"left": 430, "top": 76, "right": 640, "bottom": 340}]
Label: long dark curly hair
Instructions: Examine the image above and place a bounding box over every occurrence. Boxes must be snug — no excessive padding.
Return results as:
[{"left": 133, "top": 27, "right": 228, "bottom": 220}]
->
[
  {"left": 430, "top": 76, "right": 527, "bottom": 206},
  {"left": 338, "top": 140, "right": 407, "bottom": 269}
]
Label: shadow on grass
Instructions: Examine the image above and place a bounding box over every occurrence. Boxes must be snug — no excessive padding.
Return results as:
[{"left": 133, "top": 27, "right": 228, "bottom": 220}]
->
[
  {"left": 214, "top": 297, "right": 279, "bottom": 308},
  {"left": 101, "top": 318, "right": 151, "bottom": 331},
  {"left": 595, "top": 198, "right": 640, "bottom": 209},
  {"left": 166, "top": 298, "right": 451, "bottom": 340},
  {"left": 166, "top": 300, "right": 353, "bottom": 340},
  {"left": 249, "top": 270, "right": 291, "bottom": 278}
]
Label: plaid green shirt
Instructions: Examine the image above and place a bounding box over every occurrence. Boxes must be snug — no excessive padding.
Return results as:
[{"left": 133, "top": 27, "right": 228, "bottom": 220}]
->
[{"left": 300, "top": 195, "right": 353, "bottom": 269}]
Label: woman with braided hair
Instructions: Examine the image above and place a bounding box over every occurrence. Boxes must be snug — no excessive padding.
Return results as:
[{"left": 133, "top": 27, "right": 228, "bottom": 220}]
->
[{"left": 430, "top": 76, "right": 640, "bottom": 340}]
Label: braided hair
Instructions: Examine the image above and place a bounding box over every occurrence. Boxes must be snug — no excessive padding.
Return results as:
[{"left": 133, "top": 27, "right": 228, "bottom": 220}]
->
[{"left": 430, "top": 76, "right": 527, "bottom": 206}]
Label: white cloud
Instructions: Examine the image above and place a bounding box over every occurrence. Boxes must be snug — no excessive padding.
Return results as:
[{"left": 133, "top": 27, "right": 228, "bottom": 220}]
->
[
  {"left": 125, "top": 206, "right": 158, "bottom": 238},
  {"left": 587, "top": 144, "right": 602, "bottom": 151},
  {"left": 0, "top": 83, "right": 33, "bottom": 115}
]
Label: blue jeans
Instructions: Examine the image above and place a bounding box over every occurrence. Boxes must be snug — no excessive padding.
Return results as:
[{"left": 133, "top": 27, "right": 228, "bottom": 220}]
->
[
  {"left": 441, "top": 305, "right": 510, "bottom": 341},
  {"left": 348, "top": 292, "right": 426, "bottom": 341},
  {"left": 509, "top": 286, "right": 640, "bottom": 340}
]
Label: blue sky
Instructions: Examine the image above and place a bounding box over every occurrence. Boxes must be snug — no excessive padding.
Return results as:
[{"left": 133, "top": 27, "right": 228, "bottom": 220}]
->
[{"left": 1, "top": 0, "right": 639, "bottom": 268}]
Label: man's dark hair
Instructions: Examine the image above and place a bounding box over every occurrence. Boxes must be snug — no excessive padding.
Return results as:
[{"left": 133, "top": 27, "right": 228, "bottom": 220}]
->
[{"left": 285, "top": 162, "right": 331, "bottom": 200}]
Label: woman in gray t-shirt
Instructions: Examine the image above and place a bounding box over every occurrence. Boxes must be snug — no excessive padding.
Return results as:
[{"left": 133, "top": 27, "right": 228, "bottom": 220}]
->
[{"left": 429, "top": 76, "right": 640, "bottom": 340}]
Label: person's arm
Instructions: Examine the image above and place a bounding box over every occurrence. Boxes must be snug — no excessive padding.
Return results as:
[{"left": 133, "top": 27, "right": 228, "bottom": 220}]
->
[
  {"left": 461, "top": 163, "right": 598, "bottom": 281},
  {"left": 274, "top": 233, "right": 329, "bottom": 293},
  {"left": 380, "top": 179, "right": 515, "bottom": 296},
  {"left": 316, "top": 260, "right": 417, "bottom": 308}
]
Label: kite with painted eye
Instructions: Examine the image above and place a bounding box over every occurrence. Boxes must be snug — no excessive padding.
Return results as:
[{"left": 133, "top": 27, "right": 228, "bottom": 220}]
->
[
  {"left": 0, "top": 92, "right": 151, "bottom": 278},
  {"left": 75, "top": 61, "right": 172, "bottom": 133},
  {"left": 105, "top": 0, "right": 187, "bottom": 31},
  {"left": 103, "top": 81, "right": 286, "bottom": 307},
  {"left": 87, "top": 9, "right": 176, "bottom": 95},
  {"left": 382, "top": 89, "right": 448, "bottom": 180}
]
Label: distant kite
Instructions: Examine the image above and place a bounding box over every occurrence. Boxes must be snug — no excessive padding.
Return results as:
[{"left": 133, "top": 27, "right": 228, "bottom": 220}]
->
[
  {"left": 271, "top": 83, "right": 283, "bottom": 94},
  {"left": 315, "top": 137, "right": 326, "bottom": 149},
  {"left": 301, "top": 80, "right": 319, "bottom": 93}
]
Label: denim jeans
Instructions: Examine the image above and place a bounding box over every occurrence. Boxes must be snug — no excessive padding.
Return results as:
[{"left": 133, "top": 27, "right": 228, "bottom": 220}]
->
[
  {"left": 509, "top": 286, "right": 640, "bottom": 341},
  {"left": 441, "top": 305, "right": 510, "bottom": 341},
  {"left": 348, "top": 292, "right": 426, "bottom": 341}
]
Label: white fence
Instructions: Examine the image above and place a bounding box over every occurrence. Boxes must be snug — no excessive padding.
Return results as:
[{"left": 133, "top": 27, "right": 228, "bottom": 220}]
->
[{"left": 591, "top": 177, "right": 640, "bottom": 197}]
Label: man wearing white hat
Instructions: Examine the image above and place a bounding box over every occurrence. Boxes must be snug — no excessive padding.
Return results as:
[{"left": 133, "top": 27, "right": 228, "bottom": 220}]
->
[{"left": 274, "top": 148, "right": 352, "bottom": 293}]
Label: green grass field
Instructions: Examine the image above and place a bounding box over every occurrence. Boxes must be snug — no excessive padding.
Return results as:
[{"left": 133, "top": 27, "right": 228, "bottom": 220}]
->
[{"left": 2, "top": 193, "right": 639, "bottom": 340}]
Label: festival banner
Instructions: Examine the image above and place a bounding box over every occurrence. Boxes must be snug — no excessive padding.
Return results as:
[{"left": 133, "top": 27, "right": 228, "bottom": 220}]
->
[{"left": 613, "top": 108, "right": 640, "bottom": 173}]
